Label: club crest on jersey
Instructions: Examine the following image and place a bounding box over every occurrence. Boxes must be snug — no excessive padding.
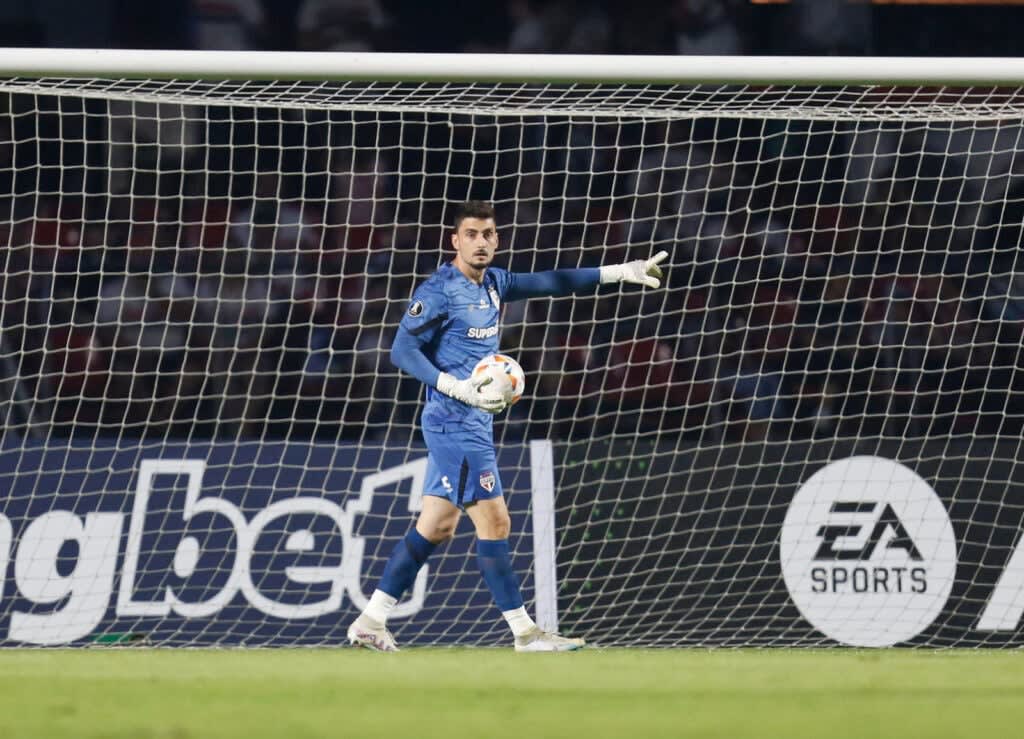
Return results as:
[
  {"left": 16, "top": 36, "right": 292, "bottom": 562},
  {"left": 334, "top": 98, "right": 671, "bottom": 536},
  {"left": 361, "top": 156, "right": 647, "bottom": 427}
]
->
[
  {"left": 479, "top": 471, "right": 496, "bottom": 492},
  {"left": 488, "top": 287, "right": 501, "bottom": 311},
  {"left": 408, "top": 301, "right": 424, "bottom": 317}
]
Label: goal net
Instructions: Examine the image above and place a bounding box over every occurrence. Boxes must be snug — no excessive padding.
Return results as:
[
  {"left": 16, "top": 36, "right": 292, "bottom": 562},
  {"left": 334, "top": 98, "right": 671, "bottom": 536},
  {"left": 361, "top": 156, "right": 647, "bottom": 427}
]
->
[{"left": 2, "top": 52, "right": 1024, "bottom": 647}]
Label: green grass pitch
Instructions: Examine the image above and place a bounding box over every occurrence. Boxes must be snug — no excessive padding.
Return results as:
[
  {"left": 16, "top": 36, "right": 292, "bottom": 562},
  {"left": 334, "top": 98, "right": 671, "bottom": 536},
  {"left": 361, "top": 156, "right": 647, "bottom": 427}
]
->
[{"left": 0, "top": 649, "right": 1020, "bottom": 738}]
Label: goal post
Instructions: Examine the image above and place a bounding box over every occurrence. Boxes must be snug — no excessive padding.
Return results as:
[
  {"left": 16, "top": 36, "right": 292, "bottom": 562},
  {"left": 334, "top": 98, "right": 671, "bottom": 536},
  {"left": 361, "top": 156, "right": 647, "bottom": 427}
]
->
[
  {"left": 1, "top": 50, "right": 1024, "bottom": 647},
  {"left": 9, "top": 48, "right": 1024, "bottom": 85}
]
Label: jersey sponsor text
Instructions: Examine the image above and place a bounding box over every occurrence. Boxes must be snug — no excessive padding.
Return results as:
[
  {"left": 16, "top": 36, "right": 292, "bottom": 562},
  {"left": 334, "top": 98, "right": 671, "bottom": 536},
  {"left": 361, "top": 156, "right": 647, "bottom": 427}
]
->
[{"left": 467, "top": 325, "right": 499, "bottom": 339}]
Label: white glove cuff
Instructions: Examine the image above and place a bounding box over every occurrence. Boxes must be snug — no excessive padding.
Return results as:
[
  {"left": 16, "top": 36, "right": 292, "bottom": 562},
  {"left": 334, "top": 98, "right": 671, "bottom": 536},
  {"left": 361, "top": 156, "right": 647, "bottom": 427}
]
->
[
  {"left": 599, "top": 264, "right": 624, "bottom": 284},
  {"left": 436, "top": 372, "right": 457, "bottom": 396}
]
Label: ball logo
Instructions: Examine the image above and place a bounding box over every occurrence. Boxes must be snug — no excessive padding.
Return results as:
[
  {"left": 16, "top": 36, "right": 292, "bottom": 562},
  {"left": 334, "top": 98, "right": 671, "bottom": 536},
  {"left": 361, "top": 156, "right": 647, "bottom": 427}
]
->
[{"left": 780, "top": 456, "right": 957, "bottom": 647}]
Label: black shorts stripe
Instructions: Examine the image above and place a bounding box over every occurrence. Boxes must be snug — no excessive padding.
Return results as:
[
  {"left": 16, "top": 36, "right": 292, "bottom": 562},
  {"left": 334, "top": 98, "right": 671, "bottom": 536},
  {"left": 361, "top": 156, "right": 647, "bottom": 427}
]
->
[
  {"left": 407, "top": 313, "right": 448, "bottom": 336},
  {"left": 456, "top": 457, "right": 470, "bottom": 507}
]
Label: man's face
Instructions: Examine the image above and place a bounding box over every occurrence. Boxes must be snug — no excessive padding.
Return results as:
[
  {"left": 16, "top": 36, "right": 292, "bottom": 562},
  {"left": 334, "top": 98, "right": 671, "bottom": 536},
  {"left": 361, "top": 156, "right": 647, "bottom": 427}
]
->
[{"left": 451, "top": 217, "right": 498, "bottom": 271}]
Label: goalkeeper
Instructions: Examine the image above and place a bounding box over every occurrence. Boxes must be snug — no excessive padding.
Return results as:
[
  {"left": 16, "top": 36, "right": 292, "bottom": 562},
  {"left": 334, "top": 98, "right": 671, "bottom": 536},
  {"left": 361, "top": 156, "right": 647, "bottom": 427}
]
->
[{"left": 348, "top": 200, "right": 667, "bottom": 652}]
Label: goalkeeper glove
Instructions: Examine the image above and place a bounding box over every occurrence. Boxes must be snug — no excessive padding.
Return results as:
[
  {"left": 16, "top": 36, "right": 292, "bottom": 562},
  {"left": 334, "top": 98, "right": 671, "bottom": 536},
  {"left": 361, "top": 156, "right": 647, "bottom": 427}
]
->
[
  {"left": 599, "top": 250, "right": 669, "bottom": 288},
  {"left": 436, "top": 372, "right": 507, "bottom": 414}
]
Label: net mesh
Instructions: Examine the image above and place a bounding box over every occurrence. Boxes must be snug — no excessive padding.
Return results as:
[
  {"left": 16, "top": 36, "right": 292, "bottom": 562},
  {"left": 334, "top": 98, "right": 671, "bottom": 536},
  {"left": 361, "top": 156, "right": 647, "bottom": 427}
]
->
[{"left": 1, "top": 75, "right": 1024, "bottom": 646}]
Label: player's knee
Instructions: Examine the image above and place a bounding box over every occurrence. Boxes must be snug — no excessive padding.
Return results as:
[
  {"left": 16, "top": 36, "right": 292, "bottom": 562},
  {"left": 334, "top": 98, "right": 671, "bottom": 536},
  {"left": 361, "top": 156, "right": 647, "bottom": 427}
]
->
[
  {"left": 423, "top": 521, "right": 457, "bottom": 543},
  {"left": 488, "top": 512, "right": 511, "bottom": 540}
]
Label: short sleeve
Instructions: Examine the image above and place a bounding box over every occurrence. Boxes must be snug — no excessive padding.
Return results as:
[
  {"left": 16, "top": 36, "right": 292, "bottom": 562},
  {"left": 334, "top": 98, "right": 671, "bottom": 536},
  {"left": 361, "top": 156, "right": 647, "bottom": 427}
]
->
[{"left": 398, "top": 285, "right": 449, "bottom": 342}]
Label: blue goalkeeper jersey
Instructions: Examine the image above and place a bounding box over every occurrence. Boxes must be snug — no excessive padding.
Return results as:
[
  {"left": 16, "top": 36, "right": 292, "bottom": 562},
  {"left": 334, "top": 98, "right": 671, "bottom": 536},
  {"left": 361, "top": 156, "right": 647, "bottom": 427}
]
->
[
  {"left": 391, "top": 260, "right": 601, "bottom": 435},
  {"left": 397, "top": 261, "right": 507, "bottom": 433}
]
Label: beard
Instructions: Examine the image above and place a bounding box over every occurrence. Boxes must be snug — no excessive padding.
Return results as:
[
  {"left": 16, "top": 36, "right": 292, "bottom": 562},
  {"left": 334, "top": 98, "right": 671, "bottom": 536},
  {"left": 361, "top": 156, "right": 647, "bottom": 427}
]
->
[{"left": 466, "top": 250, "right": 493, "bottom": 268}]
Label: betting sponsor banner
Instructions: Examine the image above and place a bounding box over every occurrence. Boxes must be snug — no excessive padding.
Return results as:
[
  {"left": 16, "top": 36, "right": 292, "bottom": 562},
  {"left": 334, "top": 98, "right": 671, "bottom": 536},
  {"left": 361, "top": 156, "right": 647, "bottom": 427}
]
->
[{"left": 0, "top": 438, "right": 545, "bottom": 646}]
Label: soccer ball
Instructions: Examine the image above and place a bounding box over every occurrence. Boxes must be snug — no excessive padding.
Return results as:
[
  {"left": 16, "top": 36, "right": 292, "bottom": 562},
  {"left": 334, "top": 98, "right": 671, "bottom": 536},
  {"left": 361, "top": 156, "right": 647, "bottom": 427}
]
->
[{"left": 472, "top": 353, "right": 526, "bottom": 406}]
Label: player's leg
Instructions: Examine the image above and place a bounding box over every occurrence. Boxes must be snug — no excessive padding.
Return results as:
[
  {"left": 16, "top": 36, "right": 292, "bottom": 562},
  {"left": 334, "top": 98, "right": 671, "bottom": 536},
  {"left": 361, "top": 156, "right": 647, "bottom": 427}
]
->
[
  {"left": 465, "top": 494, "right": 585, "bottom": 653},
  {"left": 348, "top": 445, "right": 462, "bottom": 651}
]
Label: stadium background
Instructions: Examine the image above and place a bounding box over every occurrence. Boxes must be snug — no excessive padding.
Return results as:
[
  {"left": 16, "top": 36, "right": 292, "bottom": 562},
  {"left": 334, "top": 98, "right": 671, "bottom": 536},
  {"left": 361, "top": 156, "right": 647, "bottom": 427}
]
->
[
  {"left": 3, "top": 1, "right": 1024, "bottom": 450},
  {"left": 1, "top": 3, "right": 1024, "bottom": 737}
]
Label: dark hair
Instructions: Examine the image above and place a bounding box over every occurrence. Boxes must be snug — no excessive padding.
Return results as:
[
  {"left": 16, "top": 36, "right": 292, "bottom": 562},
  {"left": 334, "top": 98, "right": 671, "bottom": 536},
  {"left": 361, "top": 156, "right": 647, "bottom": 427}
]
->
[{"left": 452, "top": 200, "right": 496, "bottom": 230}]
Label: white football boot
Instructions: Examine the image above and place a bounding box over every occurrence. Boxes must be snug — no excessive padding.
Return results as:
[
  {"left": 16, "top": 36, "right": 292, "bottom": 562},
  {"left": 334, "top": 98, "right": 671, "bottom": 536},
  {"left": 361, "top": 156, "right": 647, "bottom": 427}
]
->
[
  {"left": 513, "top": 626, "right": 586, "bottom": 652},
  {"left": 347, "top": 615, "right": 399, "bottom": 652}
]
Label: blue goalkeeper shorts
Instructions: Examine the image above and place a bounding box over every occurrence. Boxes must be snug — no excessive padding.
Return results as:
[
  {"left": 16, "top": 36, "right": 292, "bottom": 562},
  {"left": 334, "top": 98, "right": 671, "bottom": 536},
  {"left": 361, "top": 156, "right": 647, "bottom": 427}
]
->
[{"left": 422, "top": 425, "right": 504, "bottom": 508}]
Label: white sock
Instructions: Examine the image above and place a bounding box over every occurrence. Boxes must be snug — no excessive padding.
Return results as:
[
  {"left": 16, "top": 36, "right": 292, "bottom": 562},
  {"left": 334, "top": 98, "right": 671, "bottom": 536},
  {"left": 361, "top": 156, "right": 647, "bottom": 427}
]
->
[
  {"left": 363, "top": 590, "right": 398, "bottom": 625},
  {"left": 502, "top": 606, "right": 537, "bottom": 637}
]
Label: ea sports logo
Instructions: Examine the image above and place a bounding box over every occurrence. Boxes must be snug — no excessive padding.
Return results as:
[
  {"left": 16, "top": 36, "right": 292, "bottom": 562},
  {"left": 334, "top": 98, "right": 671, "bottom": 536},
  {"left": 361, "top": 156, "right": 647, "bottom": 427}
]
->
[{"left": 780, "top": 456, "right": 957, "bottom": 647}]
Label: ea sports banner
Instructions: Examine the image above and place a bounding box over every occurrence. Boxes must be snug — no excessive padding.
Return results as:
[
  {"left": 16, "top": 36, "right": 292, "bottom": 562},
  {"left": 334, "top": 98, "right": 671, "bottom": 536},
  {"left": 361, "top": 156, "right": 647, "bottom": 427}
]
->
[
  {"left": 778, "top": 456, "right": 959, "bottom": 647},
  {"left": 0, "top": 438, "right": 552, "bottom": 646},
  {"left": 554, "top": 436, "right": 1024, "bottom": 648}
]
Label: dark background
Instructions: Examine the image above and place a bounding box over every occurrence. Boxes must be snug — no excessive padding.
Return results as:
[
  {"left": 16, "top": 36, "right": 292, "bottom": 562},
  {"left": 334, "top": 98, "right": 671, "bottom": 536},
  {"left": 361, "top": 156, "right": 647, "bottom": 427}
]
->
[
  {"left": 0, "top": 0, "right": 1022, "bottom": 57},
  {"left": 2, "top": 1, "right": 1024, "bottom": 450}
]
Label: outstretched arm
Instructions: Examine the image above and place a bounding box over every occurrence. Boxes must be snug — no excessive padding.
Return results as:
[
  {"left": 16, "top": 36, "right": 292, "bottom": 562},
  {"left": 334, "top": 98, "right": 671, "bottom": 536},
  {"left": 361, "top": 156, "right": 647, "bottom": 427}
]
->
[
  {"left": 505, "top": 267, "right": 601, "bottom": 301},
  {"left": 504, "top": 251, "right": 669, "bottom": 301}
]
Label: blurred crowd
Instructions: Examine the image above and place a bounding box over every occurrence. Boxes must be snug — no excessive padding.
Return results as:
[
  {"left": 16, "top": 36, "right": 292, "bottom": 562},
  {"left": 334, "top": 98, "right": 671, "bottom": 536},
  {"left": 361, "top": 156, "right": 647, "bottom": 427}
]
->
[
  {"left": 3, "top": 106, "right": 1024, "bottom": 445},
  {"left": 1, "top": 0, "right": 1024, "bottom": 445},
  {"left": 2, "top": 0, "right": 1022, "bottom": 57}
]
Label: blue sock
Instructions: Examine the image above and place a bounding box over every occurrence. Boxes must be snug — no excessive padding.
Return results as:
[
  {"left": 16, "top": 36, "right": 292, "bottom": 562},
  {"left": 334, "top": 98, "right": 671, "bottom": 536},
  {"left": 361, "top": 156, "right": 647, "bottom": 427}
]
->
[
  {"left": 378, "top": 529, "right": 437, "bottom": 599},
  {"left": 477, "top": 538, "right": 524, "bottom": 612}
]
